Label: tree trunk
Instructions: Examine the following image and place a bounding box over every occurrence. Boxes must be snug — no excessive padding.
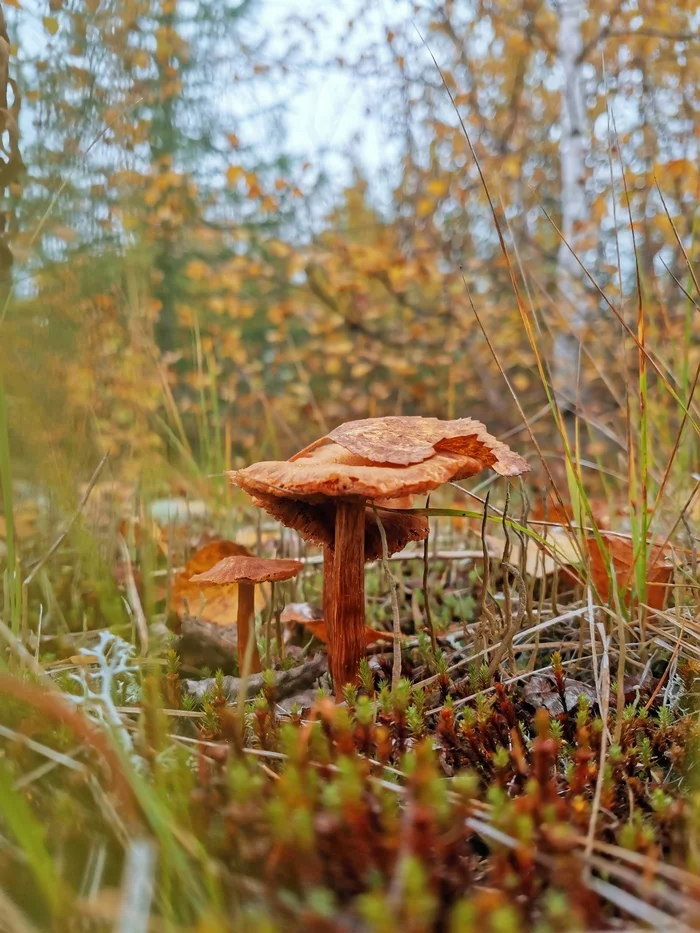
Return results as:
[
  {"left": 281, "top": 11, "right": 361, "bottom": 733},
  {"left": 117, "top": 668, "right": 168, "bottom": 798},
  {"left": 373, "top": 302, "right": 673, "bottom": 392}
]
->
[{"left": 553, "top": 0, "right": 589, "bottom": 414}]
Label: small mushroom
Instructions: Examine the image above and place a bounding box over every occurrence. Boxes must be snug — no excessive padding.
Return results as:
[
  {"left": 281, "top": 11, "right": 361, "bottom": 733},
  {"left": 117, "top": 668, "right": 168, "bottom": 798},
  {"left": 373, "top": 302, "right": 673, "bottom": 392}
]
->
[
  {"left": 231, "top": 416, "right": 529, "bottom": 693},
  {"left": 190, "top": 555, "right": 303, "bottom": 674}
]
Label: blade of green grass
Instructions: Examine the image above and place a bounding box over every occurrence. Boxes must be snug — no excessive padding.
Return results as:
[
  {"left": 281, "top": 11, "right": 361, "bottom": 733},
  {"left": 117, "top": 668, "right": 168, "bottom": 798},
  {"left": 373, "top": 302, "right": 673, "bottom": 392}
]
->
[{"left": 0, "top": 761, "right": 66, "bottom": 918}]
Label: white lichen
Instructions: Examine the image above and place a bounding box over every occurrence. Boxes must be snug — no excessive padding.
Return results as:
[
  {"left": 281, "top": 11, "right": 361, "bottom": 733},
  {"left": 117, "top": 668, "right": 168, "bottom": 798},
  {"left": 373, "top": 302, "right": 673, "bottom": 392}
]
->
[{"left": 69, "top": 632, "right": 138, "bottom": 754}]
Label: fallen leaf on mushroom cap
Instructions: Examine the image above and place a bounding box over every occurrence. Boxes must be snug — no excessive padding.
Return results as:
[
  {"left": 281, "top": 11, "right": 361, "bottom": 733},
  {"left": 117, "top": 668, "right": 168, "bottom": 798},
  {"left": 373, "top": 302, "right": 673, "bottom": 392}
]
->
[
  {"left": 326, "top": 415, "right": 530, "bottom": 474},
  {"left": 172, "top": 540, "right": 267, "bottom": 625},
  {"left": 522, "top": 674, "right": 598, "bottom": 716},
  {"left": 587, "top": 534, "right": 674, "bottom": 612}
]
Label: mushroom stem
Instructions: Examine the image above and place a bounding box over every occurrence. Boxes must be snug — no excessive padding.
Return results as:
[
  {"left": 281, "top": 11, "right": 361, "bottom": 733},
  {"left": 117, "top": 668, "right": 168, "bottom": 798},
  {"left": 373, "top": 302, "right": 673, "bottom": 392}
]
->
[
  {"left": 323, "top": 545, "right": 335, "bottom": 672},
  {"left": 329, "top": 500, "right": 366, "bottom": 694},
  {"left": 236, "top": 582, "right": 262, "bottom": 674}
]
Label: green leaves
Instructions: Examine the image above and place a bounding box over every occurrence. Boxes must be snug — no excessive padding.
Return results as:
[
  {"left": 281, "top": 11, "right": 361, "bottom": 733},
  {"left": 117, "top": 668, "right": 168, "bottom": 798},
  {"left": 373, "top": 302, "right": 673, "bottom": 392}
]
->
[{"left": 0, "top": 761, "right": 66, "bottom": 918}]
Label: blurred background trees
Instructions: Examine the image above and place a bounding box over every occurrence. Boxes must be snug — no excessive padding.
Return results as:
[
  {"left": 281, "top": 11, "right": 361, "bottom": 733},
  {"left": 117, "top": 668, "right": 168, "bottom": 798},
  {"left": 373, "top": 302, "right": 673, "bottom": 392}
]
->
[{"left": 1, "top": 0, "right": 698, "bottom": 487}]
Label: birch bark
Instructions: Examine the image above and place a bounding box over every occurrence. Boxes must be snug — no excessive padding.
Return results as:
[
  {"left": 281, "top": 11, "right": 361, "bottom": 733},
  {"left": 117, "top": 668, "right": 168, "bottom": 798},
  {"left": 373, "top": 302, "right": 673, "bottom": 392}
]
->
[{"left": 554, "top": 0, "right": 589, "bottom": 411}]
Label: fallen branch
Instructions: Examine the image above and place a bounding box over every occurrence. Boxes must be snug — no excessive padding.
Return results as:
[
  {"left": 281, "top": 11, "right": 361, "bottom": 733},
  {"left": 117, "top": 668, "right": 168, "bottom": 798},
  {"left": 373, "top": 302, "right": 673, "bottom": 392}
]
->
[{"left": 182, "top": 653, "right": 327, "bottom": 703}]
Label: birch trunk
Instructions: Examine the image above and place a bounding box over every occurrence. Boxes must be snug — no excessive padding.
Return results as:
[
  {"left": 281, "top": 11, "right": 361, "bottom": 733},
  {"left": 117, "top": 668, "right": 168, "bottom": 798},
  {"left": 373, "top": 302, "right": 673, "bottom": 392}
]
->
[{"left": 553, "top": 0, "right": 589, "bottom": 412}]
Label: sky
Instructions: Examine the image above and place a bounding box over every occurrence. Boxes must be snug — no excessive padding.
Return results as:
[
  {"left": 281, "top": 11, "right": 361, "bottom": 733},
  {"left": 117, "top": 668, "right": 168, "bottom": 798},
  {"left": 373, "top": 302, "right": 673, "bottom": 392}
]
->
[{"left": 233, "top": 0, "right": 415, "bottom": 214}]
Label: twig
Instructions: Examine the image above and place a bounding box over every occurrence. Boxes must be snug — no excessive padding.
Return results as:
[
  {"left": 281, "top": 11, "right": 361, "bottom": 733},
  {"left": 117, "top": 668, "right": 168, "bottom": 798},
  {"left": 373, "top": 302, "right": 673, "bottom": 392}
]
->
[
  {"left": 644, "top": 616, "right": 684, "bottom": 712},
  {"left": 265, "top": 582, "right": 276, "bottom": 668},
  {"left": 372, "top": 506, "right": 403, "bottom": 691},
  {"left": 488, "top": 561, "right": 527, "bottom": 677},
  {"left": 422, "top": 494, "right": 437, "bottom": 654},
  {"left": 292, "top": 548, "right": 490, "bottom": 566},
  {"left": 24, "top": 451, "right": 110, "bottom": 587},
  {"left": 478, "top": 492, "right": 499, "bottom": 650},
  {"left": 414, "top": 605, "right": 590, "bottom": 690},
  {"left": 425, "top": 655, "right": 592, "bottom": 716},
  {"left": 118, "top": 536, "right": 148, "bottom": 654},
  {"left": 585, "top": 620, "right": 610, "bottom": 860}
]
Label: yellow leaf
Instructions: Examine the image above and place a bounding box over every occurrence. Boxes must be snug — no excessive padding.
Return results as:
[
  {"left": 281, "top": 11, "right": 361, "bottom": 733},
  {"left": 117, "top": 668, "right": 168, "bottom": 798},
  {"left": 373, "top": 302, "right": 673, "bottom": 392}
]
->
[
  {"left": 226, "top": 165, "right": 244, "bottom": 186},
  {"left": 416, "top": 197, "right": 433, "bottom": 218},
  {"left": 43, "top": 16, "right": 60, "bottom": 35},
  {"left": 426, "top": 178, "right": 448, "bottom": 197},
  {"left": 663, "top": 158, "right": 696, "bottom": 182},
  {"left": 246, "top": 172, "right": 262, "bottom": 198},
  {"left": 268, "top": 240, "right": 291, "bottom": 259},
  {"left": 185, "top": 259, "right": 209, "bottom": 282}
]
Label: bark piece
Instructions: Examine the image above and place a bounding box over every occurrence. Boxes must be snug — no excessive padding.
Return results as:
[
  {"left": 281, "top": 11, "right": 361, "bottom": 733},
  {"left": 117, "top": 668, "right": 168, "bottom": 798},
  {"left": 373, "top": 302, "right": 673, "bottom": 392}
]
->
[
  {"left": 176, "top": 616, "right": 239, "bottom": 674},
  {"left": 182, "top": 653, "right": 327, "bottom": 703}
]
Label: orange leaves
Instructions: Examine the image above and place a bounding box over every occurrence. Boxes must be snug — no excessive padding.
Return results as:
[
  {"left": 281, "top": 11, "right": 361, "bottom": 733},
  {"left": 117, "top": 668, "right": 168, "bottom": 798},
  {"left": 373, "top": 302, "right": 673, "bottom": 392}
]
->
[
  {"left": 280, "top": 603, "right": 392, "bottom": 647},
  {"left": 226, "top": 165, "right": 244, "bottom": 187},
  {"left": 586, "top": 534, "right": 674, "bottom": 612},
  {"left": 172, "top": 541, "right": 266, "bottom": 626},
  {"left": 225, "top": 166, "right": 263, "bottom": 199}
]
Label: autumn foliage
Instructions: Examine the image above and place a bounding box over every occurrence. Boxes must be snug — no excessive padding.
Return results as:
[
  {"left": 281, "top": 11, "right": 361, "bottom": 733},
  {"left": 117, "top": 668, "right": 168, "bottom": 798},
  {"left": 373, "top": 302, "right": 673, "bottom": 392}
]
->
[{"left": 0, "top": 2, "right": 699, "bottom": 929}]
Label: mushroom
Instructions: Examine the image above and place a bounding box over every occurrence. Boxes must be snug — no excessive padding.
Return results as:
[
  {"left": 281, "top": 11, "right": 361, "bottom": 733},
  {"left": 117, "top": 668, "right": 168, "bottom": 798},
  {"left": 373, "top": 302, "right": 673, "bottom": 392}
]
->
[
  {"left": 231, "top": 416, "right": 529, "bottom": 692},
  {"left": 190, "top": 555, "right": 303, "bottom": 674}
]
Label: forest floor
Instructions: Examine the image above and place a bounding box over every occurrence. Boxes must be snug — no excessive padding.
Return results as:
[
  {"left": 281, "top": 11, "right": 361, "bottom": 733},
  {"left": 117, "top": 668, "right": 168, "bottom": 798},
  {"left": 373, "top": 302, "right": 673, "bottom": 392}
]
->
[{"left": 1, "top": 467, "right": 700, "bottom": 932}]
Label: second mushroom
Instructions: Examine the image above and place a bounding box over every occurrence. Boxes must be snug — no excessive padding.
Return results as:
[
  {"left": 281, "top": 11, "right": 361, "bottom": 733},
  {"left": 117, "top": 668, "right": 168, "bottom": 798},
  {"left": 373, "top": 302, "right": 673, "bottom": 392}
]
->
[
  {"left": 190, "top": 555, "right": 302, "bottom": 674},
  {"left": 231, "top": 416, "right": 529, "bottom": 694}
]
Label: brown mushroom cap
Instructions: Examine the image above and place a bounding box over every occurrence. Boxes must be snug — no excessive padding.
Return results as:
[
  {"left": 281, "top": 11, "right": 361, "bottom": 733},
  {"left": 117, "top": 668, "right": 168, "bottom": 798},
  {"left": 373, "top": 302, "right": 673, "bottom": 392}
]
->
[
  {"left": 236, "top": 440, "right": 513, "bottom": 502},
  {"left": 190, "top": 555, "right": 303, "bottom": 586},
  {"left": 230, "top": 416, "right": 529, "bottom": 560}
]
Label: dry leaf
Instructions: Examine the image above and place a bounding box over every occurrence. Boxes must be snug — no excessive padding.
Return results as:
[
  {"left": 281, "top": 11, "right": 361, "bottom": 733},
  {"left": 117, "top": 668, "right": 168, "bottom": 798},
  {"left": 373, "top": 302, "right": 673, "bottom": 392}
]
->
[
  {"left": 280, "top": 602, "right": 392, "bottom": 646},
  {"left": 281, "top": 602, "right": 323, "bottom": 625},
  {"left": 531, "top": 494, "right": 612, "bottom": 529},
  {"left": 586, "top": 534, "right": 674, "bottom": 612},
  {"left": 522, "top": 674, "right": 597, "bottom": 716},
  {"left": 327, "top": 416, "right": 529, "bottom": 474}
]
